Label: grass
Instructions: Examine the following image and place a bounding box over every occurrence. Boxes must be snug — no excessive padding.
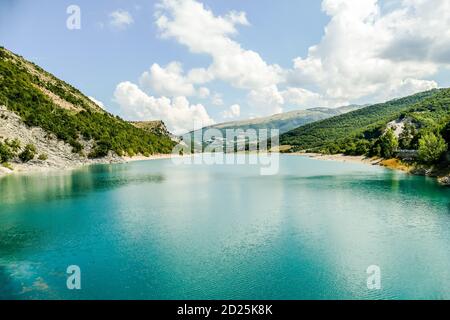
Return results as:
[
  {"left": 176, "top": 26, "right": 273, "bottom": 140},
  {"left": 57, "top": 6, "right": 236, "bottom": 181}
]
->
[{"left": 379, "top": 159, "right": 412, "bottom": 172}]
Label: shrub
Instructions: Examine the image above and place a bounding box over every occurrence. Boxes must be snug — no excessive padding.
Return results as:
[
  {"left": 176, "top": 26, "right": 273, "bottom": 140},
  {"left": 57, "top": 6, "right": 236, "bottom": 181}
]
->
[
  {"left": 358, "top": 141, "right": 369, "bottom": 155},
  {"left": 2, "top": 162, "right": 13, "bottom": 170},
  {"left": 88, "top": 140, "right": 111, "bottom": 158},
  {"left": 126, "top": 148, "right": 136, "bottom": 157},
  {"left": 5, "top": 138, "right": 21, "bottom": 153},
  {"left": 0, "top": 142, "right": 13, "bottom": 163},
  {"left": 69, "top": 139, "right": 83, "bottom": 153},
  {"left": 19, "top": 144, "right": 37, "bottom": 162},
  {"left": 418, "top": 132, "right": 448, "bottom": 164},
  {"left": 38, "top": 153, "right": 48, "bottom": 161}
]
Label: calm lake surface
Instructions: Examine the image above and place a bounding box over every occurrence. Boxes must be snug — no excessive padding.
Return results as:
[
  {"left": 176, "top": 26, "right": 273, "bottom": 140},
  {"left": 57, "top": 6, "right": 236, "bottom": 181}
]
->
[{"left": 1, "top": 155, "right": 449, "bottom": 300}]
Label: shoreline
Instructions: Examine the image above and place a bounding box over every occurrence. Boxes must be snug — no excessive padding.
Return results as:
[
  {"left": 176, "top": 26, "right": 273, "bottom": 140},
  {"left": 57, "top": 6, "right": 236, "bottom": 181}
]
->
[
  {"left": 122, "top": 153, "right": 181, "bottom": 162},
  {"left": 2, "top": 152, "right": 449, "bottom": 186},
  {"left": 289, "top": 152, "right": 449, "bottom": 186},
  {"left": 0, "top": 153, "right": 180, "bottom": 177}
]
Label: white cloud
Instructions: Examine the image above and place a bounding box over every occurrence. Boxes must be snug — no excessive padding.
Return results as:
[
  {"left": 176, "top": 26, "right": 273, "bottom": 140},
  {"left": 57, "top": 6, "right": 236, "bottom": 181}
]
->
[
  {"left": 211, "top": 92, "right": 224, "bottom": 106},
  {"left": 88, "top": 96, "right": 105, "bottom": 109},
  {"left": 155, "top": 0, "right": 283, "bottom": 90},
  {"left": 286, "top": 0, "right": 445, "bottom": 104},
  {"left": 114, "top": 81, "right": 215, "bottom": 135},
  {"left": 248, "top": 85, "right": 284, "bottom": 116},
  {"left": 120, "top": 0, "right": 450, "bottom": 124},
  {"left": 139, "top": 62, "right": 215, "bottom": 99},
  {"left": 187, "top": 68, "right": 214, "bottom": 84},
  {"left": 221, "top": 104, "right": 241, "bottom": 119},
  {"left": 281, "top": 87, "right": 344, "bottom": 109},
  {"left": 381, "top": 0, "right": 450, "bottom": 64},
  {"left": 109, "top": 10, "right": 134, "bottom": 29},
  {"left": 197, "top": 87, "right": 210, "bottom": 99},
  {"left": 139, "top": 62, "right": 196, "bottom": 97}
]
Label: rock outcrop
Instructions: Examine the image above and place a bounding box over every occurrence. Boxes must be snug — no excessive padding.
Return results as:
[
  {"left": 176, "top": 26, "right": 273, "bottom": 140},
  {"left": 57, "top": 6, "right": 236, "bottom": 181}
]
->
[{"left": 438, "top": 175, "right": 450, "bottom": 186}]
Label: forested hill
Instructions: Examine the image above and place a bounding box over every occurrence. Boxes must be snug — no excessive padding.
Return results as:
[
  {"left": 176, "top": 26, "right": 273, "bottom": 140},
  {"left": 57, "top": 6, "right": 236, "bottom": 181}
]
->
[
  {"left": 0, "top": 46, "right": 175, "bottom": 160},
  {"left": 280, "top": 88, "right": 450, "bottom": 160}
]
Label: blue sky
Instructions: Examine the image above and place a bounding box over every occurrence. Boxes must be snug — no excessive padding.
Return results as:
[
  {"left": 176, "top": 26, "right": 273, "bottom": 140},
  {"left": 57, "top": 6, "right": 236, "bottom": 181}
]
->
[{"left": 1, "top": 0, "right": 450, "bottom": 134}]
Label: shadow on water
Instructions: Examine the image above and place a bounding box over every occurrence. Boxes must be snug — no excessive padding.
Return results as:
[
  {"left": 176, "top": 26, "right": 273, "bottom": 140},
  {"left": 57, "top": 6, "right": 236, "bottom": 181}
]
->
[
  {"left": 0, "top": 226, "right": 42, "bottom": 256},
  {"left": 0, "top": 164, "right": 164, "bottom": 204}
]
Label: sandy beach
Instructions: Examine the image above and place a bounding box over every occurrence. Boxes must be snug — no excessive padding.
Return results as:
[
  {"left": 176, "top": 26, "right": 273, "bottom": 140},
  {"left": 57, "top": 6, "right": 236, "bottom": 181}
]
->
[
  {"left": 122, "top": 153, "right": 181, "bottom": 162},
  {"left": 288, "top": 152, "right": 383, "bottom": 166}
]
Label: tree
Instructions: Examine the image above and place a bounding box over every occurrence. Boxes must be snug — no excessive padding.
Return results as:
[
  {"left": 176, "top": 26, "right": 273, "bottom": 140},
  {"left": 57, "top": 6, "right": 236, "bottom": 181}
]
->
[
  {"left": 442, "top": 121, "right": 450, "bottom": 144},
  {"left": 19, "top": 144, "right": 37, "bottom": 162},
  {"left": 378, "top": 129, "right": 398, "bottom": 159},
  {"left": 418, "top": 132, "right": 448, "bottom": 164},
  {"left": 344, "top": 140, "right": 371, "bottom": 156},
  {"left": 399, "top": 123, "right": 417, "bottom": 149}
]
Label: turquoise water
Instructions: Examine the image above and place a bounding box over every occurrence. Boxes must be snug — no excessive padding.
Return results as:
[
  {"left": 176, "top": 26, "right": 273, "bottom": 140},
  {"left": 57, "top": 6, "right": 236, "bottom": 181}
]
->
[{"left": 0, "top": 155, "right": 449, "bottom": 300}]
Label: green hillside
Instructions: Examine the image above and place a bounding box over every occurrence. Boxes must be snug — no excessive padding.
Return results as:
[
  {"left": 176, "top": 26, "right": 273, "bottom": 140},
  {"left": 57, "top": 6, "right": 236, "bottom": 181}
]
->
[
  {"left": 281, "top": 89, "right": 450, "bottom": 162},
  {"left": 0, "top": 47, "right": 175, "bottom": 157}
]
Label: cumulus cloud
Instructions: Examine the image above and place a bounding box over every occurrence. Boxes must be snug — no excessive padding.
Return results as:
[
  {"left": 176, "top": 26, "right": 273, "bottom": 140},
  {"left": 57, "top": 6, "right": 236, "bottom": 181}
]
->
[
  {"left": 139, "top": 62, "right": 196, "bottom": 97},
  {"left": 139, "top": 62, "right": 215, "bottom": 99},
  {"left": 381, "top": 0, "right": 450, "bottom": 64},
  {"left": 187, "top": 68, "right": 214, "bottom": 84},
  {"left": 248, "top": 85, "right": 284, "bottom": 116},
  {"left": 155, "top": 0, "right": 283, "bottom": 90},
  {"left": 109, "top": 10, "right": 134, "bottom": 29},
  {"left": 281, "top": 87, "right": 343, "bottom": 109},
  {"left": 114, "top": 81, "right": 215, "bottom": 135},
  {"left": 221, "top": 104, "right": 241, "bottom": 119},
  {"left": 287, "top": 0, "right": 444, "bottom": 104},
  {"left": 153, "top": 0, "right": 444, "bottom": 116},
  {"left": 117, "top": 0, "right": 450, "bottom": 125}
]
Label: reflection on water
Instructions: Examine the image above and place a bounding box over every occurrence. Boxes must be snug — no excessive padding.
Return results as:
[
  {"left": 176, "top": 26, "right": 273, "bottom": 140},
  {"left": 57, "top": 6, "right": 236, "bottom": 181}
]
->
[
  {"left": 0, "top": 156, "right": 449, "bottom": 300},
  {"left": 0, "top": 164, "right": 164, "bottom": 204}
]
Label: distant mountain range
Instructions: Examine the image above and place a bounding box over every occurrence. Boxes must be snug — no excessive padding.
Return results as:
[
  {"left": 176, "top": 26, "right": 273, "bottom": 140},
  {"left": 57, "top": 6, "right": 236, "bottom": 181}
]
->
[{"left": 186, "top": 105, "right": 364, "bottom": 140}]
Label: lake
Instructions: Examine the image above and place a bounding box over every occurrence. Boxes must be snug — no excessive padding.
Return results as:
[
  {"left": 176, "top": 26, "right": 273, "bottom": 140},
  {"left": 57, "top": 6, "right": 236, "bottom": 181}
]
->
[{"left": 0, "top": 155, "right": 449, "bottom": 300}]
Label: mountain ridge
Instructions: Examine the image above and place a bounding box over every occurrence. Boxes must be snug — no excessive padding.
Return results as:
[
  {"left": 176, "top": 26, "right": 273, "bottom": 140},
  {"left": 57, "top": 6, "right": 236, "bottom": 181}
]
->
[
  {"left": 0, "top": 47, "right": 175, "bottom": 174},
  {"left": 187, "top": 104, "right": 364, "bottom": 139}
]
